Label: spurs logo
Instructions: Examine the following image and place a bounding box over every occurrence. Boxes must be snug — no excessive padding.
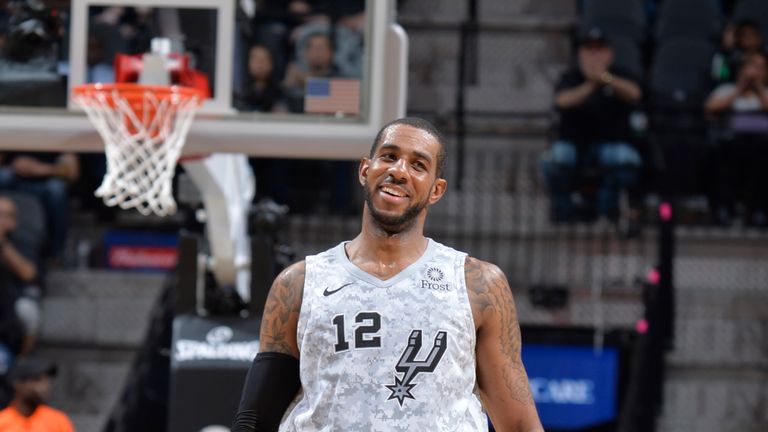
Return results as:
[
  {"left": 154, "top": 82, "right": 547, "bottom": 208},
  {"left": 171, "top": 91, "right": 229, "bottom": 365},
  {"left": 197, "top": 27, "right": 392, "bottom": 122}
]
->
[{"left": 385, "top": 330, "right": 447, "bottom": 406}]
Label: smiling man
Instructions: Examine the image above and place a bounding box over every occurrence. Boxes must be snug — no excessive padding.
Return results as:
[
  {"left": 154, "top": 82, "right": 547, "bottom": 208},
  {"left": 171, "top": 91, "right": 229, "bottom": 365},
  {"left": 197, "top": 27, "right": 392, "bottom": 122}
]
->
[{"left": 233, "top": 117, "right": 543, "bottom": 432}]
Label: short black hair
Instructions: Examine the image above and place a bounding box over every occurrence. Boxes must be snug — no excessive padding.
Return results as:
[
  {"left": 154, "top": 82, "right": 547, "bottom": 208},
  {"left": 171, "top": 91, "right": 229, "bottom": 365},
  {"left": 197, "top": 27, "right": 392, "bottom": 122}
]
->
[
  {"left": 736, "top": 19, "right": 761, "bottom": 32},
  {"left": 369, "top": 117, "right": 447, "bottom": 179}
]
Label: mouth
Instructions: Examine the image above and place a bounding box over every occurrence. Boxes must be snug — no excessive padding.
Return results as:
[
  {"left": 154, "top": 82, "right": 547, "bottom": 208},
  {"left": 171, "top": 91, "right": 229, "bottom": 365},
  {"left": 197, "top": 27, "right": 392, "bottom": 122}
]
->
[{"left": 378, "top": 184, "right": 409, "bottom": 204}]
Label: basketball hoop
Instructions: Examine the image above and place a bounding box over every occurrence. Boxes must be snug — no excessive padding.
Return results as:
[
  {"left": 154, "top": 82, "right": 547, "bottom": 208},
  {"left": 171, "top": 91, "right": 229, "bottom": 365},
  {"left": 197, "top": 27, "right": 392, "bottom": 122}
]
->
[{"left": 72, "top": 83, "right": 203, "bottom": 216}]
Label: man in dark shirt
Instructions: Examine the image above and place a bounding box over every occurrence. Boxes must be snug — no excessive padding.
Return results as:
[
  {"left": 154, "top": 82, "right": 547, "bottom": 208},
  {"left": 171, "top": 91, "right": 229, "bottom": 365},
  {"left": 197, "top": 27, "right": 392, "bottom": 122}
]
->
[
  {"left": 541, "top": 27, "right": 642, "bottom": 223},
  {"left": 0, "top": 152, "right": 79, "bottom": 259}
]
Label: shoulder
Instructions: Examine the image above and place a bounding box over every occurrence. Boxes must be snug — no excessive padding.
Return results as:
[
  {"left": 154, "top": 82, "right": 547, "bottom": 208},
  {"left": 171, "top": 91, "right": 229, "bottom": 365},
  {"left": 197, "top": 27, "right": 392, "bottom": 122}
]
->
[
  {"left": 464, "top": 257, "right": 512, "bottom": 327},
  {"left": 37, "top": 406, "right": 74, "bottom": 427},
  {"left": 556, "top": 68, "right": 585, "bottom": 89},
  {"left": 464, "top": 256, "right": 508, "bottom": 294},
  {"left": 273, "top": 260, "right": 306, "bottom": 293},
  {"left": 711, "top": 82, "right": 737, "bottom": 96},
  {"left": 0, "top": 406, "right": 15, "bottom": 421}
]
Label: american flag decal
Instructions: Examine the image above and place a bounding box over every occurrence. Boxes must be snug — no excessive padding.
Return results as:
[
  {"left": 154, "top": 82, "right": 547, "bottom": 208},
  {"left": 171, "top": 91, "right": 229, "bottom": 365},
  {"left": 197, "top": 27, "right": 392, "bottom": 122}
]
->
[{"left": 305, "top": 77, "right": 360, "bottom": 115}]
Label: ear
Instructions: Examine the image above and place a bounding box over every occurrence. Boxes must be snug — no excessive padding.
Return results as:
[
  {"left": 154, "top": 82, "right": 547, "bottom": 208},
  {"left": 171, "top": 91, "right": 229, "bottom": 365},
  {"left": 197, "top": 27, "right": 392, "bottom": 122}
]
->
[
  {"left": 358, "top": 157, "right": 370, "bottom": 186},
  {"left": 428, "top": 178, "right": 447, "bottom": 205}
]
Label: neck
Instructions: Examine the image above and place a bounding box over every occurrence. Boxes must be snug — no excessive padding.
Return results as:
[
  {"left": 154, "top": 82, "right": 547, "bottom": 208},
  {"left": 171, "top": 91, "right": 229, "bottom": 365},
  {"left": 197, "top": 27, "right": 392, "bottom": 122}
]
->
[
  {"left": 345, "top": 208, "right": 429, "bottom": 277},
  {"left": 11, "top": 399, "right": 37, "bottom": 417}
]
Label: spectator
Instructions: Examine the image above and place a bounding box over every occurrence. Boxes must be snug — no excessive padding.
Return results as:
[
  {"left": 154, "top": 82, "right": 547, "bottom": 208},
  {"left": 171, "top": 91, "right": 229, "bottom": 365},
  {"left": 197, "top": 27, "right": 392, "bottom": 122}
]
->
[
  {"left": 0, "top": 266, "right": 24, "bottom": 409},
  {"left": 235, "top": 44, "right": 286, "bottom": 112},
  {"left": 328, "top": 0, "right": 366, "bottom": 78},
  {"left": 0, "top": 152, "right": 79, "bottom": 260},
  {"left": 0, "top": 358, "right": 74, "bottom": 432},
  {"left": 0, "top": 195, "right": 42, "bottom": 355},
  {"left": 706, "top": 52, "right": 768, "bottom": 114},
  {"left": 712, "top": 22, "right": 736, "bottom": 83},
  {"left": 249, "top": 0, "right": 331, "bottom": 82},
  {"left": 706, "top": 51, "right": 768, "bottom": 226},
  {"left": 282, "top": 26, "right": 337, "bottom": 112},
  {"left": 541, "top": 27, "right": 642, "bottom": 224},
  {"left": 729, "top": 20, "right": 766, "bottom": 77}
]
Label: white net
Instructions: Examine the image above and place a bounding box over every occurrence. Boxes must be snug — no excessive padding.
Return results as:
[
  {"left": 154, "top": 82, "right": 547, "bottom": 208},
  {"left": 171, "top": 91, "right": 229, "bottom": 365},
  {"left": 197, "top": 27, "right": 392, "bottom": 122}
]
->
[{"left": 73, "top": 84, "right": 202, "bottom": 216}]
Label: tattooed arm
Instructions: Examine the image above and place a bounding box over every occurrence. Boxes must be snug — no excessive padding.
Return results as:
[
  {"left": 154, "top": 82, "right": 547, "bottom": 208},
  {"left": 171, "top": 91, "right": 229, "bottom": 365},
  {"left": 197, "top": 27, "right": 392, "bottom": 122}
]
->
[
  {"left": 259, "top": 261, "right": 305, "bottom": 357},
  {"left": 466, "top": 257, "right": 543, "bottom": 432},
  {"left": 232, "top": 262, "right": 305, "bottom": 431}
]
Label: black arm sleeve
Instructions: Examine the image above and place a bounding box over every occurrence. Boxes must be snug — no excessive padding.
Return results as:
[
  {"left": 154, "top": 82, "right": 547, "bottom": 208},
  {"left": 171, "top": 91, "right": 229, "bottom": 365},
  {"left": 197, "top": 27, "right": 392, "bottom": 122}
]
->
[{"left": 231, "top": 352, "right": 301, "bottom": 432}]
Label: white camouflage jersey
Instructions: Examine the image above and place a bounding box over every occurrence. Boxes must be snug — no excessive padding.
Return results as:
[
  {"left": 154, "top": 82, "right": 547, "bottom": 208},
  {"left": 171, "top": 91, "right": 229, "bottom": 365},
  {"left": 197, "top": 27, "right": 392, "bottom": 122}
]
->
[{"left": 279, "top": 239, "right": 488, "bottom": 432}]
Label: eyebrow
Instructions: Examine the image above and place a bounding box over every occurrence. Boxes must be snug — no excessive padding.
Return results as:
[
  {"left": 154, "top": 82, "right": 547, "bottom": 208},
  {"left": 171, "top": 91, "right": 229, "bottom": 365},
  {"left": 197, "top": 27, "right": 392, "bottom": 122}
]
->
[{"left": 378, "top": 143, "right": 433, "bottom": 163}]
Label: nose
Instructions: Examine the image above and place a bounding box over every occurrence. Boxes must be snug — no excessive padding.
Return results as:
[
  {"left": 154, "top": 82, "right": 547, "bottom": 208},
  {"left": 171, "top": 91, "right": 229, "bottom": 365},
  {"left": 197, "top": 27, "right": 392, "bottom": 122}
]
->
[{"left": 387, "top": 157, "right": 408, "bottom": 182}]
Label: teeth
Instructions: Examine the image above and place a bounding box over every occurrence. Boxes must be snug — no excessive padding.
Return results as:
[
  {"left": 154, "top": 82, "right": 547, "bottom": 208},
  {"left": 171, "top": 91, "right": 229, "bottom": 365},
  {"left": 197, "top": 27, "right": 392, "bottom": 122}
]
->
[{"left": 381, "top": 186, "right": 405, "bottom": 197}]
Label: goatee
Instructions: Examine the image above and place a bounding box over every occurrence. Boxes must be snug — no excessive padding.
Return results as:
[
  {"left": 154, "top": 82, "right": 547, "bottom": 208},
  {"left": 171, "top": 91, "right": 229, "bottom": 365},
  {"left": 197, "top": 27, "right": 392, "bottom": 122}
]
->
[{"left": 363, "top": 185, "right": 427, "bottom": 235}]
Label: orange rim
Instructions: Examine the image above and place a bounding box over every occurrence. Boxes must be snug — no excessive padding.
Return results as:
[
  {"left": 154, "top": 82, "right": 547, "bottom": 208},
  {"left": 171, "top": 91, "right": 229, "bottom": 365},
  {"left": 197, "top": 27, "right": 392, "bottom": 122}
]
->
[{"left": 72, "top": 83, "right": 204, "bottom": 105}]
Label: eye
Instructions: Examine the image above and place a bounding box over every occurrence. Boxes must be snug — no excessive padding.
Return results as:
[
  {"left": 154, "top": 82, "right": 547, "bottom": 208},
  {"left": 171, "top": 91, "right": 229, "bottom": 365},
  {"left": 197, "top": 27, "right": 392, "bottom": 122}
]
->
[
  {"left": 380, "top": 153, "right": 396, "bottom": 161},
  {"left": 412, "top": 161, "right": 428, "bottom": 171}
]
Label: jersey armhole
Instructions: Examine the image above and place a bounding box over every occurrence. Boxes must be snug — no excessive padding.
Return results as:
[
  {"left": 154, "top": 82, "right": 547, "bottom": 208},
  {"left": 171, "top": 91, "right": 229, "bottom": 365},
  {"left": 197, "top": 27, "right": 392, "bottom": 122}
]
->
[
  {"left": 458, "top": 254, "right": 478, "bottom": 354},
  {"left": 294, "top": 258, "right": 312, "bottom": 353}
]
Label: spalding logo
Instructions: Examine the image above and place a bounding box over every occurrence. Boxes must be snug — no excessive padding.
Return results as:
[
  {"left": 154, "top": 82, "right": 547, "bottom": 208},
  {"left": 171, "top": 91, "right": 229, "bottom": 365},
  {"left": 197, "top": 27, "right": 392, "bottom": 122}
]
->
[
  {"left": 206, "top": 326, "right": 234, "bottom": 345},
  {"left": 199, "top": 426, "right": 229, "bottom": 432},
  {"left": 175, "top": 325, "right": 258, "bottom": 362}
]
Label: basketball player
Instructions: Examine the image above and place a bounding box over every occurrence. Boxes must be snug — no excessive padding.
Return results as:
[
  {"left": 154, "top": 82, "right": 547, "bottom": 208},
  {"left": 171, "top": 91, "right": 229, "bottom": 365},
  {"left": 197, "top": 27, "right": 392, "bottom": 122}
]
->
[{"left": 233, "top": 117, "right": 543, "bottom": 431}]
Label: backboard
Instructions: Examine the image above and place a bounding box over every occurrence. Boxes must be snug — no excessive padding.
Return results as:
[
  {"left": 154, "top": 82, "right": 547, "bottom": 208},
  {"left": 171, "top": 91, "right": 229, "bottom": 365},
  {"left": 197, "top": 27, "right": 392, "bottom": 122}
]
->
[{"left": 0, "top": 0, "right": 407, "bottom": 159}]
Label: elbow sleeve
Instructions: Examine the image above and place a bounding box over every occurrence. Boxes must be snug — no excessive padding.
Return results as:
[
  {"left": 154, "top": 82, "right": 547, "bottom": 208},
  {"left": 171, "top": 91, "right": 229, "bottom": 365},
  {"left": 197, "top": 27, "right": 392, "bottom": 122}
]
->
[{"left": 231, "top": 352, "right": 301, "bottom": 432}]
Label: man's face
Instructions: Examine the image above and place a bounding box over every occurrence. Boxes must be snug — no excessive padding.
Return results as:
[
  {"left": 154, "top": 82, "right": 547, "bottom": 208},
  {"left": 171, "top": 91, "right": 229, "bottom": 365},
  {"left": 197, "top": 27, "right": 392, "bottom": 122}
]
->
[
  {"left": 742, "top": 54, "right": 767, "bottom": 83},
  {"left": 14, "top": 375, "right": 52, "bottom": 407},
  {"left": 738, "top": 26, "right": 763, "bottom": 53},
  {"left": 578, "top": 42, "right": 614, "bottom": 72},
  {"left": 359, "top": 124, "right": 447, "bottom": 233},
  {"left": 248, "top": 46, "right": 274, "bottom": 80},
  {"left": 304, "top": 35, "right": 333, "bottom": 70},
  {"left": 0, "top": 198, "right": 17, "bottom": 233}
]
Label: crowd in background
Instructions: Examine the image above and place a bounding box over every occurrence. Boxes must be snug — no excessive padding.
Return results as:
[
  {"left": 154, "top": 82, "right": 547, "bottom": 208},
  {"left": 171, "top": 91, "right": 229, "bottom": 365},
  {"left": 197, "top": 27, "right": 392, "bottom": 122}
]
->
[
  {"left": 235, "top": 0, "right": 366, "bottom": 113},
  {"left": 0, "top": 0, "right": 366, "bottom": 113},
  {"left": 0, "top": 2, "right": 368, "bottom": 404},
  {"left": 543, "top": 0, "right": 768, "bottom": 231}
]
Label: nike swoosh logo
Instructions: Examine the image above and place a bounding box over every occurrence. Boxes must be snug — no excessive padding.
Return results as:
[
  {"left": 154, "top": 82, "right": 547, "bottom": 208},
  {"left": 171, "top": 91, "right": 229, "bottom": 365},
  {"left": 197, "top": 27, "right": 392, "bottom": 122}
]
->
[{"left": 323, "top": 283, "right": 354, "bottom": 297}]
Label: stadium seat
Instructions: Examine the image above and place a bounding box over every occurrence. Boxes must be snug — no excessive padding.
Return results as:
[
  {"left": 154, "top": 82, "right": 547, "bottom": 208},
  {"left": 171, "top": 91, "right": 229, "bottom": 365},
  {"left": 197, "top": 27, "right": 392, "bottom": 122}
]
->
[
  {"left": 650, "top": 39, "right": 716, "bottom": 109},
  {"left": 582, "top": 0, "right": 646, "bottom": 43},
  {"left": 611, "top": 35, "right": 644, "bottom": 80},
  {"left": 655, "top": 0, "right": 722, "bottom": 42},
  {"left": 648, "top": 39, "right": 717, "bottom": 196},
  {"left": 732, "top": 0, "right": 768, "bottom": 39}
]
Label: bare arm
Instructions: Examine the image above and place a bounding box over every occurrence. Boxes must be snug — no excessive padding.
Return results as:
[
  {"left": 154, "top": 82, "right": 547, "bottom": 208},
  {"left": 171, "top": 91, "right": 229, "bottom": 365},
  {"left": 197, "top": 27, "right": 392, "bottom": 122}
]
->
[
  {"left": 55, "top": 153, "right": 80, "bottom": 183},
  {"left": 258, "top": 261, "right": 305, "bottom": 358},
  {"left": 554, "top": 80, "right": 597, "bottom": 109},
  {"left": 466, "top": 257, "right": 543, "bottom": 432},
  {"left": 0, "top": 240, "right": 37, "bottom": 282},
  {"left": 705, "top": 84, "right": 743, "bottom": 113},
  {"left": 10, "top": 153, "right": 79, "bottom": 183},
  {"left": 754, "top": 83, "right": 768, "bottom": 111},
  {"left": 604, "top": 72, "right": 642, "bottom": 104}
]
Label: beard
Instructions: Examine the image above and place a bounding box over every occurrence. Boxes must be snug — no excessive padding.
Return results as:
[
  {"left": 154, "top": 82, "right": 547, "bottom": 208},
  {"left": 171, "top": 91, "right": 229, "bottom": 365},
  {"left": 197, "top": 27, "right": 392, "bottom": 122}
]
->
[
  {"left": 21, "top": 391, "right": 45, "bottom": 410},
  {"left": 363, "top": 183, "right": 429, "bottom": 234}
]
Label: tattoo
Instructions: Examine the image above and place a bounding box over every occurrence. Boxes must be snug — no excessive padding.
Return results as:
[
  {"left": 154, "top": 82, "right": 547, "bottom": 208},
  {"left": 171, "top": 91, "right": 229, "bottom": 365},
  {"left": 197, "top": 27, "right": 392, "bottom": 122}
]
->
[
  {"left": 259, "top": 262, "right": 305, "bottom": 357},
  {"left": 466, "top": 257, "right": 534, "bottom": 406}
]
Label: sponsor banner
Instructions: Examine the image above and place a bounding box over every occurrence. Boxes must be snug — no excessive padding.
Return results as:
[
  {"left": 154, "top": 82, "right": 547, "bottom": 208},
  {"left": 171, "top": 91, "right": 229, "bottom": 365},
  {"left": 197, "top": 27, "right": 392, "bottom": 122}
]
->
[
  {"left": 171, "top": 315, "right": 260, "bottom": 367},
  {"left": 522, "top": 344, "right": 619, "bottom": 430},
  {"left": 169, "top": 315, "right": 261, "bottom": 432},
  {"left": 104, "top": 230, "right": 178, "bottom": 271}
]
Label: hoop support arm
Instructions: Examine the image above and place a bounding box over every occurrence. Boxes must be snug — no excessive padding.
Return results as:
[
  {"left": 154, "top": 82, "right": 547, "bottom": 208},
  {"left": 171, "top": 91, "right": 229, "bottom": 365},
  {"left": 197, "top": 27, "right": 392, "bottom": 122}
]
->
[{"left": 181, "top": 153, "right": 254, "bottom": 300}]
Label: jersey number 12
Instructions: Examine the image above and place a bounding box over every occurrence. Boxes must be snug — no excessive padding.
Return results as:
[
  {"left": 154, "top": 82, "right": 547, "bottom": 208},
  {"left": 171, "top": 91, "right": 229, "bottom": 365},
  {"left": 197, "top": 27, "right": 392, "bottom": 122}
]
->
[{"left": 332, "top": 312, "right": 381, "bottom": 352}]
